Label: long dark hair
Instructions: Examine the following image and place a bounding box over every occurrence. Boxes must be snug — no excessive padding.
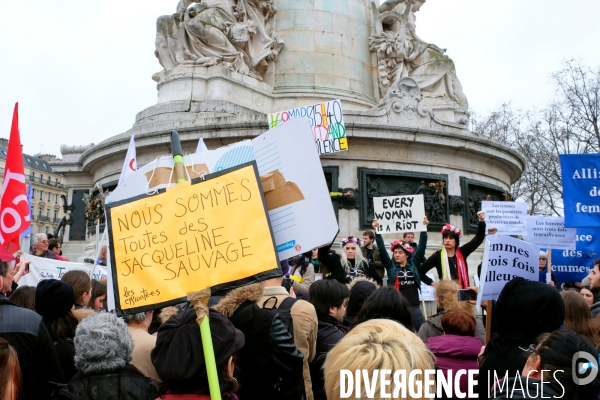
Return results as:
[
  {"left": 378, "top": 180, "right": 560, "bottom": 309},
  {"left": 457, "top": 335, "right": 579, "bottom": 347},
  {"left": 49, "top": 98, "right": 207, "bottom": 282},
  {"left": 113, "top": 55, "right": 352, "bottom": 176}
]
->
[
  {"left": 560, "top": 291, "right": 600, "bottom": 347},
  {"left": 45, "top": 311, "right": 79, "bottom": 343},
  {"left": 533, "top": 330, "right": 600, "bottom": 399},
  {"left": 87, "top": 280, "right": 107, "bottom": 309},
  {"left": 352, "top": 286, "right": 413, "bottom": 331},
  {"left": 0, "top": 338, "right": 21, "bottom": 400}
]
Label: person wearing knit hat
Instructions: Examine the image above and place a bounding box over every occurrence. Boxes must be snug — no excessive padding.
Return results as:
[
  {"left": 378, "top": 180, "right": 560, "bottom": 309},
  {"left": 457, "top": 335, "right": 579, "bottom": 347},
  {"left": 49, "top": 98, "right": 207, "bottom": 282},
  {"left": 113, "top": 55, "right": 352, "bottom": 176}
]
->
[
  {"left": 35, "top": 279, "right": 80, "bottom": 380},
  {"left": 477, "top": 277, "right": 565, "bottom": 397},
  {"left": 151, "top": 308, "right": 244, "bottom": 399}
]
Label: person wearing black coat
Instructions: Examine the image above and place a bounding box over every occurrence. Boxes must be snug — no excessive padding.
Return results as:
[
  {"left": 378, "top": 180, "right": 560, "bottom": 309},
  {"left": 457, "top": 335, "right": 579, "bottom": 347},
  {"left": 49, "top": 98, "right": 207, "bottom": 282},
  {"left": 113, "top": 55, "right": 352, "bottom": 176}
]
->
[
  {"left": 308, "top": 280, "right": 350, "bottom": 400},
  {"left": 213, "top": 283, "right": 305, "bottom": 400},
  {"left": 477, "top": 278, "right": 565, "bottom": 398},
  {"left": 0, "top": 292, "right": 66, "bottom": 399},
  {"left": 419, "top": 212, "right": 486, "bottom": 289},
  {"left": 318, "top": 236, "right": 381, "bottom": 285}
]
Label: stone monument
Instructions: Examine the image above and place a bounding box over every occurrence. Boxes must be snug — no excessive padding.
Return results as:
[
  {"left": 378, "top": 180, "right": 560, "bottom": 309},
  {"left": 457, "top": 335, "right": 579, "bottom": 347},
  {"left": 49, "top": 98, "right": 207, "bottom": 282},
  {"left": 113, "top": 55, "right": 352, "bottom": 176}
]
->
[{"left": 53, "top": 0, "right": 524, "bottom": 268}]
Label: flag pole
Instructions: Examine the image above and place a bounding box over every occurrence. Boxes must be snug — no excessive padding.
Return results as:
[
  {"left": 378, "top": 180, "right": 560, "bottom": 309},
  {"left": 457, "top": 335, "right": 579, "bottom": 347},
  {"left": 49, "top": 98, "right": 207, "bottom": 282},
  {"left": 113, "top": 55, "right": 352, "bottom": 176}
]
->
[{"left": 171, "top": 130, "right": 220, "bottom": 400}]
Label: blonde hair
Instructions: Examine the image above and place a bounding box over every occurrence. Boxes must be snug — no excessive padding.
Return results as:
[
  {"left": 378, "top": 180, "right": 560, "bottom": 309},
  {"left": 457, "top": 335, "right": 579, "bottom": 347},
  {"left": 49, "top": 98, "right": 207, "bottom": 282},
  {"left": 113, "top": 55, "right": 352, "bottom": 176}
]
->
[
  {"left": 340, "top": 243, "right": 366, "bottom": 273},
  {"left": 436, "top": 280, "right": 476, "bottom": 315},
  {"left": 324, "top": 319, "right": 436, "bottom": 400}
]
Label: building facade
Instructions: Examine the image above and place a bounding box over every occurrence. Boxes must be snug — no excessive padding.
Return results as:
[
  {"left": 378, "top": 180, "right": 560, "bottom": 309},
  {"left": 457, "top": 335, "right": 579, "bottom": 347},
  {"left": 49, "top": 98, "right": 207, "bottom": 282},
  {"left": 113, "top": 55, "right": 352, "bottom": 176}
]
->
[{"left": 0, "top": 139, "right": 67, "bottom": 237}]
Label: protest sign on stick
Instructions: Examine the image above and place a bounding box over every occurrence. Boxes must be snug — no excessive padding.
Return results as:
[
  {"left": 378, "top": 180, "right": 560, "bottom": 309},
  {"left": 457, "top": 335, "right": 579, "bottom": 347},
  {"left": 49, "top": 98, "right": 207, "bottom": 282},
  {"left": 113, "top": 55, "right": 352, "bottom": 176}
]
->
[
  {"left": 373, "top": 195, "right": 426, "bottom": 234},
  {"left": 476, "top": 234, "right": 538, "bottom": 308},
  {"left": 523, "top": 216, "right": 576, "bottom": 250},
  {"left": 106, "top": 162, "right": 280, "bottom": 315},
  {"left": 267, "top": 99, "right": 348, "bottom": 156},
  {"left": 480, "top": 201, "right": 528, "bottom": 235},
  {"left": 560, "top": 154, "right": 600, "bottom": 227}
]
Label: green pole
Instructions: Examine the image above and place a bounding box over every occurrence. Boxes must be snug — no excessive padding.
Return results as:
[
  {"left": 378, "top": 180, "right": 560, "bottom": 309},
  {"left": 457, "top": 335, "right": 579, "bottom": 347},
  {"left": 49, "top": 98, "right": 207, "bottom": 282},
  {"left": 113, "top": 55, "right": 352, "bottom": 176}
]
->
[{"left": 172, "top": 130, "right": 220, "bottom": 400}]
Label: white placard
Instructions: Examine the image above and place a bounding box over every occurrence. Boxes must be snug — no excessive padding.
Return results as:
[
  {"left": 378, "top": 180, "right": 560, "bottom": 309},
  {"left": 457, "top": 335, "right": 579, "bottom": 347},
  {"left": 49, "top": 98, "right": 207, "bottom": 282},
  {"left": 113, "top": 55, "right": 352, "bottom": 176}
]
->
[
  {"left": 481, "top": 201, "right": 528, "bottom": 235},
  {"left": 476, "top": 235, "right": 538, "bottom": 307},
  {"left": 373, "top": 194, "right": 426, "bottom": 234},
  {"left": 419, "top": 274, "right": 436, "bottom": 301},
  {"left": 523, "top": 216, "right": 577, "bottom": 250},
  {"left": 252, "top": 118, "right": 338, "bottom": 260},
  {"left": 18, "top": 254, "right": 103, "bottom": 286}
]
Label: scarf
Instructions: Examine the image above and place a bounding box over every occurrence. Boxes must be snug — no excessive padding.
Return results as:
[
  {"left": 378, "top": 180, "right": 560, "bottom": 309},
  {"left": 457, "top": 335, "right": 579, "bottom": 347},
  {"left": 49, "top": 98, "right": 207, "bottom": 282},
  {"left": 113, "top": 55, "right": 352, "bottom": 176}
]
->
[{"left": 440, "top": 247, "right": 468, "bottom": 288}]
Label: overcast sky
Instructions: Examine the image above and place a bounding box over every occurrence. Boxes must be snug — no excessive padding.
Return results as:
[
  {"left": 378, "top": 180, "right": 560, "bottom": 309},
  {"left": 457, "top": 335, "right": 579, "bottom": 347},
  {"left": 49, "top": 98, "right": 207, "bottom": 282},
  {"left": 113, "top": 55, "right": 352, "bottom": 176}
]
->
[{"left": 1, "top": 0, "right": 599, "bottom": 157}]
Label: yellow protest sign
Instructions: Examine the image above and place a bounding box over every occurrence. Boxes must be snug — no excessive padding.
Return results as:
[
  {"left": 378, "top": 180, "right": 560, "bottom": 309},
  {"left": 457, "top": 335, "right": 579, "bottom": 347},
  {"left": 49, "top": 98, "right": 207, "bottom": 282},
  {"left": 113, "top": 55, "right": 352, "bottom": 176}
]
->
[{"left": 106, "top": 162, "right": 279, "bottom": 313}]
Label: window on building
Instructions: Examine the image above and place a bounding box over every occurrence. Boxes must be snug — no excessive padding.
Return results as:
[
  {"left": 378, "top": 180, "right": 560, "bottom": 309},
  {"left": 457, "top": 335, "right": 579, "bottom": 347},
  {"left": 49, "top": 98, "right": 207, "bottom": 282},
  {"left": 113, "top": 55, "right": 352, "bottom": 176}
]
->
[
  {"left": 32, "top": 188, "right": 36, "bottom": 199},
  {"left": 55, "top": 178, "right": 59, "bottom": 187},
  {"left": 54, "top": 211, "right": 57, "bottom": 221},
  {"left": 55, "top": 194, "right": 59, "bottom": 204},
  {"left": 31, "top": 205, "right": 34, "bottom": 217},
  {"left": 46, "top": 209, "right": 50, "bottom": 218},
  {"left": 45, "top": 226, "right": 48, "bottom": 234},
  {"left": 39, "top": 174, "right": 43, "bottom": 183},
  {"left": 37, "top": 209, "right": 42, "bottom": 218},
  {"left": 39, "top": 190, "right": 43, "bottom": 201},
  {"left": 47, "top": 192, "right": 51, "bottom": 202},
  {"left": 30, "top": 172, "right": 35, "bottom": 181}
]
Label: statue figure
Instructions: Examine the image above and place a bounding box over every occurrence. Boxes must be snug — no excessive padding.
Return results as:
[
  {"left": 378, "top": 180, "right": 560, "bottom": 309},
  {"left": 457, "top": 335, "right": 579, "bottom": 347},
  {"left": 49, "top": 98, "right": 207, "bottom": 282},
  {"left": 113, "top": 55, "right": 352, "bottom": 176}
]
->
[
  {"left": 369, "top": 0, "right": 468, "bottom": 110},
  {"left": 154, "top": 0, "right": 284, "bottom": 82}
]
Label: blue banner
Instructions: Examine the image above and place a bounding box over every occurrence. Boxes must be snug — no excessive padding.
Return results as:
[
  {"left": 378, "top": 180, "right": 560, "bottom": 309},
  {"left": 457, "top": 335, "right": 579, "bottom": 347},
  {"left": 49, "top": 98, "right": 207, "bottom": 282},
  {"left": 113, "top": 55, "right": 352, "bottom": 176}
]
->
[
  {"left": 560, "top": 154, "right": 600, "bottom": 227},
  {"left": 550, "top": 228, "right": 600, "bottom": 284}
]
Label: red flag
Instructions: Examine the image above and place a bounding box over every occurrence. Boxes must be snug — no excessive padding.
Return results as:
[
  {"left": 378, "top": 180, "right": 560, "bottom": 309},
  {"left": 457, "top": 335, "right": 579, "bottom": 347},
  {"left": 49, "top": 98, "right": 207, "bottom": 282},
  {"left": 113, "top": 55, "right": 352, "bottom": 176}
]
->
[{"left": 0, "top": 103, "right": 30, "bottom": 253}]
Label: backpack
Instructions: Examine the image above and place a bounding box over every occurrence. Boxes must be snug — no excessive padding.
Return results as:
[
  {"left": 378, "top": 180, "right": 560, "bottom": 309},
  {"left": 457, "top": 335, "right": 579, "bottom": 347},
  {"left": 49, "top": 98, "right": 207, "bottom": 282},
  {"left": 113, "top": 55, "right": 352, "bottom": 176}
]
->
[
  {"left": 231, "top": 300, "right": 304, "bottom": 400},
  {"left": 262, "top": 296, "right": 298, "bottom": 339}
]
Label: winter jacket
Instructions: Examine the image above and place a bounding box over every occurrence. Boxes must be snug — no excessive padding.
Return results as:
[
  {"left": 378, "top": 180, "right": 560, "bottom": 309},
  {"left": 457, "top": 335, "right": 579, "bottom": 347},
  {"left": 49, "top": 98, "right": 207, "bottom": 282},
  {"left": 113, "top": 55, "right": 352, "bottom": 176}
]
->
[
  {"left": 259, "top": 285, "right": 318, "bottom": 400},
  {"left": 318, "top": 246, "right": 380, "bottom": 285},
  {"left": 489, "top": 377, "right": 564, "bottom": 399},
  {"left": 310, "top": 315, "right": 349, "bottom": 400},
  {"left": 292, "top": 262, "right": 316, "bottom": 293},
  {"left": 590, "top": 300, "right": 600, "bottom": 319},
  {"left": 214, "top": 283, "right": 304, "bottom": 400},
  {"left": 57, "top": 364, "right": 158, "bottom": 400},
  {"left": 54, "top": 338, "right": 77, "bottom": 381},
  {"left": 419, "top": 221, "right": 486, "bottom": 286},
  {"left": 427, "top": 334, "right": 481, "bottom": 398},
  {"left": 376, "top": 231, "right": 428, "bottom": 288},
  {"left": 418, "top": 311, "right": 486, "bottom": 344},
  {"left": 360, "top": 245, "right": 385, "bottom": 280},
  {"left": 0, "top": 295, "right": 66, "bottom": 399}
]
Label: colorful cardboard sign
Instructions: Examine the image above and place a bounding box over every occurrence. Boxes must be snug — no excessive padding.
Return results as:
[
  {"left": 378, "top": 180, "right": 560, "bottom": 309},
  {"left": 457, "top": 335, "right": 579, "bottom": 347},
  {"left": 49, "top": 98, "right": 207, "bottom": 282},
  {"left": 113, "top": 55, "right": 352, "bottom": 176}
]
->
[
  {"left": 267, "top": 99, "right": 348, "bottom": 155},
  {"left": 106, "top": 162, "right": 279, "bottom": 315}
]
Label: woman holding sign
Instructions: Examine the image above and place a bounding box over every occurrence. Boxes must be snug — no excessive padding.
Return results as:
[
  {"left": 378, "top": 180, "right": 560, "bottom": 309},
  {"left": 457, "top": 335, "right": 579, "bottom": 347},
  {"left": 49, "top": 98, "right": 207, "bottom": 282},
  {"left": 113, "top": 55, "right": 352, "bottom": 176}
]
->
[
  {"left": 372, "top": 216, "right": 429, "bottom": 331},
  {"left": 418, "top": 211, "right": 486, "bottom": 289},
  {"left": 318, "top": 237, "right": 381, "bottom": 285}
]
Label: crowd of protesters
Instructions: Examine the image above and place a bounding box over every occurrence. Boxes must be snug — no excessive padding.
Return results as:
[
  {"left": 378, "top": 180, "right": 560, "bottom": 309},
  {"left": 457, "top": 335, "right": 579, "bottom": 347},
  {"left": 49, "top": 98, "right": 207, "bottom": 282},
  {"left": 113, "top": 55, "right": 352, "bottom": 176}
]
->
[{"left": 1, "top": 212, "right": 600, "bottom": 399}]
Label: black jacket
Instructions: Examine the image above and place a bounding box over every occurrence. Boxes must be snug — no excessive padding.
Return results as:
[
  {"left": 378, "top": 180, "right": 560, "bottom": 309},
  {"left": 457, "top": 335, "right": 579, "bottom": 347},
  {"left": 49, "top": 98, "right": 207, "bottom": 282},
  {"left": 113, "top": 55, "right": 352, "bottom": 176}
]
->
[
  {"left": 419, "top": 221, "right": 486, "bottom": 286},
  {"left": 213, "top": 284, "right": 304, "bottom": 400},
  {"left": 310, "top": 315, "right": 348, "bottom": 400},
  {"left": 56, "top": 364, "right": 157, "bottom": 400},
  {"left": 0, "top": 295, "right": 66, "bottom": 399},
  {"left": 318, "top": 246, "right": 380, "bottom": 285}
]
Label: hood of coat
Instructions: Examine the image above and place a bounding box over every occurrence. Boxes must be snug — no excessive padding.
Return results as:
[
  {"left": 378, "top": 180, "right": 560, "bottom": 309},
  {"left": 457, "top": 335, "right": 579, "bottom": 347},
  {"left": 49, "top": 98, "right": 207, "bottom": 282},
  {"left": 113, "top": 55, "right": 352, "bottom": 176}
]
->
[
  {"left": 213, "top": 283, "right": 264, "bottom": 317},
  {"left": 427, "top": 334, "right": 482, "bottom": 358}
]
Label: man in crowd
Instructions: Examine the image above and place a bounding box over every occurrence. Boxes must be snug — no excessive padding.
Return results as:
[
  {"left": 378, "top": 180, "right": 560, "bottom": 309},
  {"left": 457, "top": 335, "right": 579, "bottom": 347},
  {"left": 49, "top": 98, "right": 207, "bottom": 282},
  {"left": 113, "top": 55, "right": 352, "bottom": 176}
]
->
[
  {"left": 309, "top": 280, "right": 350, "bottom": 400},
  {"left": 259, "top": 264, "right": 318, "bottom": 400},
  {"left": 538, "top": 251, "right": 557, "bottom": 287},
  {"left": 0, "top": 261, "right": 66, "bottom": 399},
  {"left": 361, "top": 230, "right": 384, "bottom": 282},
  {"left": 49, "top": 238, "right": 69, "bottom": 260},
  {"left": 589, "top": 259, "right": 600, "bottom": 317},
  {"left": 123, "top": 310, "right": 161, "bottom": 381}
]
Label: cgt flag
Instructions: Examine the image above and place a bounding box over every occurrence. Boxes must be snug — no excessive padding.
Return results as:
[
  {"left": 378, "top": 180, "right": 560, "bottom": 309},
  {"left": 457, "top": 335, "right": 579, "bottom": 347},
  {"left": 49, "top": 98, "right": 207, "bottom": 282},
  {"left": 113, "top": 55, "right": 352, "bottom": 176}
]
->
[
  {"left": 0, "top": 103, "right": 31, "bottom": 253},
  {"left": 118, "top": 135, "right": 137, "bottom": 185}
]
